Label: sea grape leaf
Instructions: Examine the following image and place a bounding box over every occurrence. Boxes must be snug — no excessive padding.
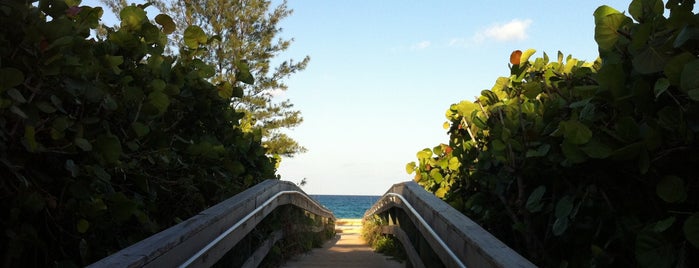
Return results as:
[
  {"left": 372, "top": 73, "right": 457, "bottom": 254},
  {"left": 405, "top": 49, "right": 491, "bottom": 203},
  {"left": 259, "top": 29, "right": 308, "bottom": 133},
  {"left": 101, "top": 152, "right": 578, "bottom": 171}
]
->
[
  {"left": 74, "top": 138, "right": 92, "bottom": 151},
  {"left": 520, "top": 48, "right": 537, "bottom": 65},
  {"left": 635, "top": 231, "right": 676, "bottom": 268},
  {"left": 594, "top": 6, "right": 632, "bottom": 50},
  {"left": 555, "top": 196, "right": 574, "bottom": 218},
  {"left": 654, "top": 78, "right": 670, "bottom": 98},
  {"left": 526, "top": 185, "right": 546, "bottom": 213},
  {"left": 155, "top": 14, "right": 176, "bottom": 34},
  {"left": 77, "top": 219, "right": 90, "bottom": 233},
  {"left": 0, "top": 68, "right": 24, "bottom": 90},
  {"left": 184, "top": 25, "right": 207, "bottom": 49},
  {"left": 553, "top": 217, "right": 569, "bottom": 236},
  {"left": 680, "top": 59, "right": 699, "bottom": 92},
  {"left": 131, "top": 122, "right": 150, "bottom": 137},
  {"left": 656, "top": 175, "right": 686, "bottom": 203},
  {"left": 6, "top": 88, "right": 26, "bottom": 103},
  {"left": 653, "top": 217, "right": 676, "bottom": 233},
  {"left": 633, "top": 46, "right": 667, "bottom": 74},
  {"left": 120, "top": 5, "right": 147, "bottom": 30},
  {"left": 684, "top": 213, "right": 699, "bottom": 249},
  {"left": 560, "top": 120, "right": 592, "bottom": 145},
  {"left": 664, "top": 52, "right": 695, "bottom": 86},
  {"left": 235, "top": 60, "right": 255, "bottom": 84},
  {"left": 94, "top": 134, "right": 122, "bottom": 164},
  {"left": 405, "top": 162, "right": 416, "bottom": 174},
  {"left": 148, "top": 91, "right": 170, "bottom": 114}
]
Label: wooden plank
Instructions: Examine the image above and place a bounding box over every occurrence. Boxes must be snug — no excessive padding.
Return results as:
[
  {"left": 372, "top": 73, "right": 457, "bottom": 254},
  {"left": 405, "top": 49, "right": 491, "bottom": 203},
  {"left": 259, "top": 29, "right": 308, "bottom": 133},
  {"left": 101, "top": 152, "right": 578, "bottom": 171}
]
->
[
  {"left": 380, "top": 226, "right": 425, "bottom": 268},
  {"left": 88, "top": 180, "right": 335, "bottom": 268},
  {"left": 365, "top": 181, "right": 536, "bottom": 268}
]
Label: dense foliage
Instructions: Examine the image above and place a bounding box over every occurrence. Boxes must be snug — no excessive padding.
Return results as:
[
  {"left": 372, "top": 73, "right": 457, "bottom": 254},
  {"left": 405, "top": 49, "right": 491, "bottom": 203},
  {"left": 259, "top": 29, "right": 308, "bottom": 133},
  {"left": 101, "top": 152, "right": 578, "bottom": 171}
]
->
[
  {"left": 407, "top": 0, "right": 699, "bottom": 266},
  {"left": 1, "top": 0, "right": 275, "bottom": 266}
]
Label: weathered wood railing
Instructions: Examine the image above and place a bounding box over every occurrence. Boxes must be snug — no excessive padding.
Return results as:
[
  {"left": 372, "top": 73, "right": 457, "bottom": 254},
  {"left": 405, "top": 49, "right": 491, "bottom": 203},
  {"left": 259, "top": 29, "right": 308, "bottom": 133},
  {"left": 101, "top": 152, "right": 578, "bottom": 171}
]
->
[
  {"left": 364, "top": 181, "right": 536, "bottom": 268},
  {"left": 88, "top": 179, "right": 335, "bottom": 268}
]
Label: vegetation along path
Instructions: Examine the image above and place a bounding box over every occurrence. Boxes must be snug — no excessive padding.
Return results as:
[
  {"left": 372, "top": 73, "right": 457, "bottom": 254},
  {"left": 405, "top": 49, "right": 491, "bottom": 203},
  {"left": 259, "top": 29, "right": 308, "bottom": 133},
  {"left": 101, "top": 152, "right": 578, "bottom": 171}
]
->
[{"left": 281, "top": 219, "right": 402, "bottom": 268}]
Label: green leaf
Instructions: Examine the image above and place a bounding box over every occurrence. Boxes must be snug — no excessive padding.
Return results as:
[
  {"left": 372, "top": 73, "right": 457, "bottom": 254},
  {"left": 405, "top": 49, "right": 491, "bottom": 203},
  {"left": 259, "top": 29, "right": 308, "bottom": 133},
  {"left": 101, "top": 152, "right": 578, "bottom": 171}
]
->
[
  {"left": 120, "top": 6, "right": 147, "bottom": 31},
  {"left": 680, "top": 59, "right": 699, "bottom": 92},
  {"left": 24, "top": 126, "right": 37, "bottom": 151},
  {"left": 656, "top": 176, "right": 686, "bottom": 203},
  {"left": 147, "top": 91, "right": 170, "bottom": 114},
  {"left": 526, "top": 143, "right": 551, "bottom": 158},
  {"left": 629, "top": 0, "right": 664, "bottom": 22},
  {"left": 77, "top": 219, "right": 90, "bottom": 233},
  {"left": 560, "top": 120, "right": 592, "bottom": 145},
  {"left": 664, "top": 52, "right": 695, "bottom": 86},
  {"left": 155, "top": 14, "right": 176, "bottom": 34},
  {"left": 0, "top": 68, "right": 24, "bottom": 90},
  {"left": 429, "top": 169, "right": 443, "bottom": 184},
  {"left": 184, "top": 25, "right": 207, "bottom": 49},
  {"left": 235, "top": 60, "right": 255, "bottom": 84},
  {"left": 520, "top": 48, "right": 537, "bottom": 65},
  {"left": 684, "top": 213, "right": 699, "bottom": 249},
  {"left": 673, "top": 25, "right": 699, "bottom": 48},
  {"left": 594, "top": 6, "right": 632, "bottom": 50},
  {"left": 653, "top": 217, "right": 676, "bottom": 233},
  {"left": 561, "top": 141, "right": 587, "bottom": 164},
  {"left": 632, "top": 46, "right": 667, "bottom": 74},
  {"left": 131, "top": 122, "right": 150, "bottom": 137},
  {"left": 406, "top": 162, "right": 416, "bottom": 174},
  {"left": 526, "top": 185, "right": 546, "bottom": 213},
  {"left": 36, "top": 101, "right": 57, "bottom": 113},
  {"left": 581, "top": 139, "right": 612, "bottom": 159},
  {"left": 635, "top": 231, "right": 676, "bottom": 268},
  {"left": 94, "top": 134, "right": 122, "bottom": 164},
  {"left": 688, "top": 89, "right": 699, "bottom": 101},
  {"left": 552, "top": 217, "right": 569, "bottom": 236},
  {"left": 654, "top": 78, "right": 670, "bottom": 98},
  {"left": 6, "top": 88, "right": 26, "bottom": 103},
  {"left": 74, "top": 138, "right": 92, "bottom": 151},
  {"left": 417, "top": 148, "right": 432, "bottom": 160},
  {"left": 555, "top": 196, "right": 574, "bottom": 218},
  {"left": 448, "top": 157, "right": 460, "bottom": 170}
]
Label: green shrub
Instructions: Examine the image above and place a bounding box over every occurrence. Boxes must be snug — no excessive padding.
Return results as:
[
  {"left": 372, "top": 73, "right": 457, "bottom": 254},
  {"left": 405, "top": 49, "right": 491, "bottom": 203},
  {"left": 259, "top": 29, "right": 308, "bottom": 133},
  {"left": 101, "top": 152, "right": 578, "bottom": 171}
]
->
[
  {"left": 0, "top": 1, "right": 275, "bottom": 266},
  {"left": 408, "top": 1, "right": 699, "bottom": 267}
]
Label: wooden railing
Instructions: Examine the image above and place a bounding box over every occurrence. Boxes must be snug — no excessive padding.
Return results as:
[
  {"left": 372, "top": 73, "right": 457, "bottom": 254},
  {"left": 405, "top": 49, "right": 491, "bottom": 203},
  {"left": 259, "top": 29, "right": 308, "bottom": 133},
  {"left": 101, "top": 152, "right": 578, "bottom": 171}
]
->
[
  {"left": 88, "top": 180, "right": 335, "bottom": 268},
  {"left": 364, "top": 181, "right": 536, "bottom": 268}
]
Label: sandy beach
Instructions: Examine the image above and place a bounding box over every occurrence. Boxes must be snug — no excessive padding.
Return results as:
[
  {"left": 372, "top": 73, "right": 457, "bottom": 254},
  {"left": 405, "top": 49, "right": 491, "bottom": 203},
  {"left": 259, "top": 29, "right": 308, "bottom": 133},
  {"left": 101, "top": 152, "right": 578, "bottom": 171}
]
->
[{"left": 281, "top": 218, "right": 403, "bottom": 268}]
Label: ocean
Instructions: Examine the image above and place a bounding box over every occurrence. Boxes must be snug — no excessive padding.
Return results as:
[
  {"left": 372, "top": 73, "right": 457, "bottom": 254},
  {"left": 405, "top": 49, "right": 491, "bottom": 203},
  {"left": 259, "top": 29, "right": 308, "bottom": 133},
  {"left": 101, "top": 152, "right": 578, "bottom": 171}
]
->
[{"left": 311, "top": 195, "right": 381, "bottom": 219}]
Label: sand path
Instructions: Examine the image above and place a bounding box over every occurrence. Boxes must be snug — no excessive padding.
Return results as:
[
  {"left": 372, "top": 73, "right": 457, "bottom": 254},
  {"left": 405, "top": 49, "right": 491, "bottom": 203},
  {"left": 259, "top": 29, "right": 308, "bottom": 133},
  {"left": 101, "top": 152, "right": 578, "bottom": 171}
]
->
[{"left": 281, "top": 218, "right": 403, "bottom": 268}]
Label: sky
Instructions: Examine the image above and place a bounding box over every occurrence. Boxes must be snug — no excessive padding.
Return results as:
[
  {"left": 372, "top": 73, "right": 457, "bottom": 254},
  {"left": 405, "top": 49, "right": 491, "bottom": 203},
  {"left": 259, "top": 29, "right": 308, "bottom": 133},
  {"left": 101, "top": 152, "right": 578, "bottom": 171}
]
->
[
  {"left": 271, "top": 0, "right": 634, "bottom": 195},
  {"left": 84, "top": 0, "right": 637, "bottom": 195}
]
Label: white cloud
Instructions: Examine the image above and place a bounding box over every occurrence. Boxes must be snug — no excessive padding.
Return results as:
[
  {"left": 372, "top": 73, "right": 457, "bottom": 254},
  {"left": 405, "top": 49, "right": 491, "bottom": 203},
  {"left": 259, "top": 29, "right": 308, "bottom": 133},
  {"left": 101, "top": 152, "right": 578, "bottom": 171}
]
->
[
  {"left": 410, "top": 40, "right": 431, "bottom": 50},
  {"left": 481, "top": 19, "right": 532, "bottom": 41},
  {"left": 449, "top": 18, "right": 533, "bottom": 47}
]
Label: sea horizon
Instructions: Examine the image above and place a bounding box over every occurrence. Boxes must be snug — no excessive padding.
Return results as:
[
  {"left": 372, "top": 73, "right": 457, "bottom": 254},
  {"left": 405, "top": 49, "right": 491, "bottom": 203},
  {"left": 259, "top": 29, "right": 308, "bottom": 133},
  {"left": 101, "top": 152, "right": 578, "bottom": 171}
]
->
[{"left": 310, "top": 194, "right": 381, "bottom": 219}]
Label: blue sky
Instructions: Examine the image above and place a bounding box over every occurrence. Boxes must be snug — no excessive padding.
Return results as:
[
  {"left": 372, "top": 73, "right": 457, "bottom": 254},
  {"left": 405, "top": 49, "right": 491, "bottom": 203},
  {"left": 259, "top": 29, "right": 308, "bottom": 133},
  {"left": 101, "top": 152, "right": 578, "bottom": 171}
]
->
[
  {"left": 272, "top": 0, "right": 633, "bottom": 195},
  {"left": 85, "top": 0, "right": 637, "bottom": 195}
]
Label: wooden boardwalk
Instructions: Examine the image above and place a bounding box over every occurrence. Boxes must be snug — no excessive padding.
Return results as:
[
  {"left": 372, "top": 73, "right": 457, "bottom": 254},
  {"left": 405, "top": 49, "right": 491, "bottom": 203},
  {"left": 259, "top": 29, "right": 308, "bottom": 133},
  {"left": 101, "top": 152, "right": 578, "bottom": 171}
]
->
[{"left": 281, "top": 219, "right": 403, "bottom": 268}]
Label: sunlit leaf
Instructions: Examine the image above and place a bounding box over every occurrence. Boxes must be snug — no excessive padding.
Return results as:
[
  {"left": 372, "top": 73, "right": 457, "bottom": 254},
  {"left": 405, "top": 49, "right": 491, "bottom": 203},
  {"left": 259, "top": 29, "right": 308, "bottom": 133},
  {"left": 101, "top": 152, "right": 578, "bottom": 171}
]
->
[
  {"left": 184, "top": 25, "right": 207, "bottom": 49},
  {"left": 120, "top": 6, "right": 147, "bottom": 30}
]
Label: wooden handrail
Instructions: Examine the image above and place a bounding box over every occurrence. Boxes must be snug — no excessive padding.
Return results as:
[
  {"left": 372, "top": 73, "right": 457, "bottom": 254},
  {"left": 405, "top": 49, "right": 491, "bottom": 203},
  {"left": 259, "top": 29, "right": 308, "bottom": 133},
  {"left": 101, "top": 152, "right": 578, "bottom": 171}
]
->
[
  {"left": 364, "top": 181, "right": 536, "bottom": 268},
  {"left": 88, "top": 180, "right": 334, "bottom": 268}
]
